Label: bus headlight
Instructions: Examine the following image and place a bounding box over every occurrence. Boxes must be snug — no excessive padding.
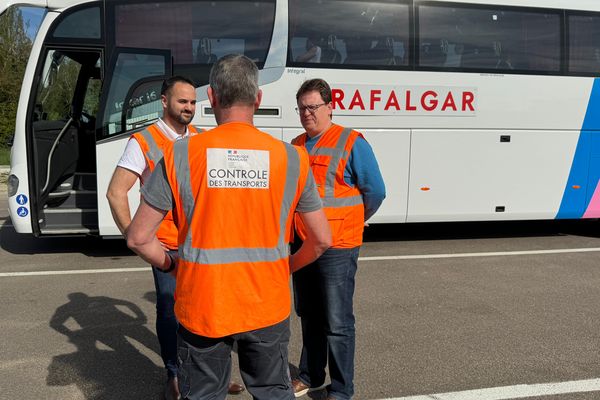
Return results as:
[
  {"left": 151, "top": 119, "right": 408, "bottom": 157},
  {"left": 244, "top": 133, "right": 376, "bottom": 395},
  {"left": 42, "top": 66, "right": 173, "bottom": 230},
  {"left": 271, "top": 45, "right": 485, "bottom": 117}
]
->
[{"left": 7, "top": 174, "right": 19, "bottom": 197}]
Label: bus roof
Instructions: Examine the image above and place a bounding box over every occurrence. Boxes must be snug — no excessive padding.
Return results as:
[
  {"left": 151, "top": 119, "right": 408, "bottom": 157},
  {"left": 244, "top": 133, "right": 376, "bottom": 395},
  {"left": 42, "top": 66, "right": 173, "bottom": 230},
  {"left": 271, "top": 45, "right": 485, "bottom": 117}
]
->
[
  {"left": 0, "top": 0, "right": 91, "bottom": 17},
  {"left": 3, "top": 0, "right": 600, "bottom": 18},
  {"left": 424, "top": 0, "right": 600, "bottom": 12}
]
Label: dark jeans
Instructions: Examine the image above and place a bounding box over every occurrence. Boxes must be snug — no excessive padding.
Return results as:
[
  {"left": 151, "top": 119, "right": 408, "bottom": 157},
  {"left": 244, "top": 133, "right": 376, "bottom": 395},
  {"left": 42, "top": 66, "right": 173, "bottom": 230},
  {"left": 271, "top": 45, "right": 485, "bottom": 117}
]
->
[
  {"left": 293, "top": 246, "right": 360, "bottom": 400},
  {"left": 151, "top": 250, "right": 178, "bottom": 379},
  {"left": 177, "top": 319, "right": 293, "bottom": 400}
]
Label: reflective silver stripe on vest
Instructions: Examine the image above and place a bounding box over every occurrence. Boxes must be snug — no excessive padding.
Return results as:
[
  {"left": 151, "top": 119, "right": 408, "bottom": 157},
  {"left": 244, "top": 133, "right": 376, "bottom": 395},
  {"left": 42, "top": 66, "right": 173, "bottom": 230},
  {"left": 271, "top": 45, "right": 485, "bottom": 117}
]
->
[
  {"left": 139, "top": 128, "right": 163, "bottom": 166},
  {"left": 322, "top": 195, "right": 363, "bottom": 207},
  {"left": 173, "top": 140, "right": 300, "bottom": 265},
  {"left": 308, "top": 147, "right": 349, "bottom": 160},
  {"left": 172, "top": 139, "right": 195, "bottom": 222},
  {"left": 310, "top": 128, "right": 363, "bottom": 208}
]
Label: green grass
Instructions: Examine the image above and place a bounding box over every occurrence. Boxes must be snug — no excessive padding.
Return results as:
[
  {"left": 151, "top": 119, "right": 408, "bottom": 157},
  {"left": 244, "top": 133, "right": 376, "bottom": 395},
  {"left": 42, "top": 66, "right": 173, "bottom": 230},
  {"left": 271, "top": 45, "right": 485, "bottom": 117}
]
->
[
  {"left": 0, "top": 147, "right": 9, "bottom": 185},
  {"left": 0, "top": 146, "right": 9, "bottom": 165}
]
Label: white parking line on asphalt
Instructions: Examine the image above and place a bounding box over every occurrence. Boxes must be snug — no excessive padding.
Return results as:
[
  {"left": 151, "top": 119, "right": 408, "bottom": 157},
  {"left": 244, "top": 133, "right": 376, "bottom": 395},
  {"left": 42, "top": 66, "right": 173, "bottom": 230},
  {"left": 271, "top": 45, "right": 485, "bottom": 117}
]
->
[
  {"left": 0, "top": 267, "right": 150, "bottom": 277},
  {"left": 3, "top": 247, "right": 600, "bottom": 277},
  {"left": 359, "top": 247, "right": 600, "bottom": 261},
  {"left": 383, "top": 378, "right": 600, "bottom": 400}
]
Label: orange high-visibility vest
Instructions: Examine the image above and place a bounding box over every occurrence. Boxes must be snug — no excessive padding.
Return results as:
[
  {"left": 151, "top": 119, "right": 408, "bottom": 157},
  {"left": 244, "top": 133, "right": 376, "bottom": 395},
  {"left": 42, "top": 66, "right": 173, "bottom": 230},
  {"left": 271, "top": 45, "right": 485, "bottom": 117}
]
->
[
  {"left": 162, "top": 122, "right": 311, "bottom": 338},
  {"left": 131, "top": 123, "right": 200, "bottom": 250},
  {"left": 292, "top": 124, "right": 364, "bottom": 248}
]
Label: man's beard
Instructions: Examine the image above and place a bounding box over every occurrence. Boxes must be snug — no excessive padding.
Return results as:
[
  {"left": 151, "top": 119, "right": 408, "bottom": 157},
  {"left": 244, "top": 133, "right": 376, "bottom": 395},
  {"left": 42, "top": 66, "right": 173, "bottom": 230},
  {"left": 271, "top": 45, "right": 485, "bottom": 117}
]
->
[
  {"left": 177, "top": 112, "right": 193, "bottom": 125},
  {"left": 169, "top": 109, "right": 193, "bottom": 125}
]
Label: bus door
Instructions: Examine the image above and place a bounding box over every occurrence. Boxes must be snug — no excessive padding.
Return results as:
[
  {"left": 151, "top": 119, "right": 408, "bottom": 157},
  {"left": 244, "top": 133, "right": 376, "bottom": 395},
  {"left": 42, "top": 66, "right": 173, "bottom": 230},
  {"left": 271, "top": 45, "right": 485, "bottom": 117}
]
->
[
  {"left": 95, "top": 48, "right": 171, "bottom": 236},
  {"left": 29, "top": 48, "right": 102, "bottom": 235}
]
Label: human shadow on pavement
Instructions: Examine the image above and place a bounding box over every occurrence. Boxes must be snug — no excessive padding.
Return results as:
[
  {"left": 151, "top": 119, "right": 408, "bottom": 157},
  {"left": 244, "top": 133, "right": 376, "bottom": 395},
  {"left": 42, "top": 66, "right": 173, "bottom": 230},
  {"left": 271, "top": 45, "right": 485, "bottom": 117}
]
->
[
  {"left": 47, "top": 292, "right": 163, "bottom": 399},
  {"left": 0, "top": 220, "right": 133, "bottom": 256}
]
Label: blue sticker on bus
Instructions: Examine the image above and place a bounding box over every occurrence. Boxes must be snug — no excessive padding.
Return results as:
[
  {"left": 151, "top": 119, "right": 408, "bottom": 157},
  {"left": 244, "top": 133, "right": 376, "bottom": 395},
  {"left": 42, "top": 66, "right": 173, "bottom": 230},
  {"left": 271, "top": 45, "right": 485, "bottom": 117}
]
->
[
  {"left": 16, "top": 194, "right": 28, "bottom": 205},
  {"left": 17, "top": 207, "right": 28, "bottom": 217}
]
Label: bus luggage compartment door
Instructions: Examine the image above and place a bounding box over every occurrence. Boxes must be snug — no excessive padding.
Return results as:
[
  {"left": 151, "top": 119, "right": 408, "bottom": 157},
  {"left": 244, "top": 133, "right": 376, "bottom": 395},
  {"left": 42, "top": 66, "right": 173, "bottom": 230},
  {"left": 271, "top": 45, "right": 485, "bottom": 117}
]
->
[
  {"left": 407, "top": 130, "right": 581, "bottom": 222},
  {"left": 360, "top": 129, "right": 410, "bottom": 224}
]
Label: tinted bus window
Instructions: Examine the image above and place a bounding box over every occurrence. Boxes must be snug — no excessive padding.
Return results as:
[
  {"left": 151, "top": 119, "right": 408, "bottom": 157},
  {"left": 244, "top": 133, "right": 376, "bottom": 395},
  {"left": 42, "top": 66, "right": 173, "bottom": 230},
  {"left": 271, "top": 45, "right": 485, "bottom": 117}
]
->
[
  {"left": 112, "top": 0, "right": 275, "bottom": 84},
  {"left": 418, "top": 4, "right": 561, "bottom": 73},
  {"left": 51, "top": 5, "right": 101, "bottom": 39},
  {"left": 569, "top": 14, "right": 600, "bottom": 74},
  {"left": 289, "top": 0, "right": 410, "bottom": 68},
  {"left": 101, "top": 51, "right": 167, "bottom": 135}
]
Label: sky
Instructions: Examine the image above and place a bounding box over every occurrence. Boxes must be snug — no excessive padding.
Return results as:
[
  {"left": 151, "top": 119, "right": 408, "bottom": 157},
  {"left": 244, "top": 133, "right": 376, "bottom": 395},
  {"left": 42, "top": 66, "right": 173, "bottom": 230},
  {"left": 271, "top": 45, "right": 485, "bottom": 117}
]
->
[{"left": 20, "top": 6, "right": 46, "bottom": 39}]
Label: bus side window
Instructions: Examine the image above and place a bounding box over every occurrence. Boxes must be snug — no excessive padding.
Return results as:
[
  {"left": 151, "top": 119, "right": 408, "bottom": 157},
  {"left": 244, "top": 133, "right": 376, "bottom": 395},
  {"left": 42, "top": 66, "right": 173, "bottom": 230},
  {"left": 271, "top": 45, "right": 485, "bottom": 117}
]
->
[
  {"left": 389, "top": 37, "right": 406, "bottom": 66},
  {"left": 344, "top": 36, "right": 372, "bottom": 65},
  {"left": 123, "top": 80, "right": 163, "bottom": 131},
  {"left": 461, "top": 42, "right": 496, "bottom": 69},
  {"left": 295, "top": 36, "right": 324, "bottom": 63},
  {"left": 419, "top": 3, "right": 561, "bottom": 74},
  {"left": 322, "top": 35, "right": 342, "bottom": 64},
  {"left": 568, "top": 14, "right": 600, "bottom": 74},
  {"left": 443, "top": 42, "right": 463, "bottom": 68},
  {"left": 493, "top": 41, "right": 514, "bottom": 70},
  {"left": 288, "top": 0, "right": 409, "bottom": 69},
  {"left": 369, "top": 37, "right": 395, "bottom": 66},
  {"left": 421, "top": 40, "right": 445, "bottom": 67},
  {"left": 100, "top": 51, "right": 168, "bottom": 136},
  {"left": 112, "top": 1, "right": 275, "bottom": 88},
  {"left": 195, "top": 38, "right": 216, "bottom": 64}
]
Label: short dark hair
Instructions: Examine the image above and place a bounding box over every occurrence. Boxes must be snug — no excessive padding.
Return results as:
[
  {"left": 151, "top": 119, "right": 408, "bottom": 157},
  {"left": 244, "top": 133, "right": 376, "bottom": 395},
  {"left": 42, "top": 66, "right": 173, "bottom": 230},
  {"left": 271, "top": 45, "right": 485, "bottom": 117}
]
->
[
  {"left": 209, "top": 54, "right": 259, "bottom": 108},
  {"left": 296, "top": 78, "right": 332, "bottom": 104},
  {"left": 161, "top": 75, "right": 196, "bottom": 97}
]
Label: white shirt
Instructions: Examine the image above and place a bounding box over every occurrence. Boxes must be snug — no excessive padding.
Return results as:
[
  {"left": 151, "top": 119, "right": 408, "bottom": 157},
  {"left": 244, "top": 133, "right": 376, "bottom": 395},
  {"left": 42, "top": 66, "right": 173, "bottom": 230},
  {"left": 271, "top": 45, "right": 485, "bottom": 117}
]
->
[
  {"left": 117, "top": 119, "right": 191, "bottom": 183},
  {"left": 307, "top": 46, "right": 321, "bottom": 63}
]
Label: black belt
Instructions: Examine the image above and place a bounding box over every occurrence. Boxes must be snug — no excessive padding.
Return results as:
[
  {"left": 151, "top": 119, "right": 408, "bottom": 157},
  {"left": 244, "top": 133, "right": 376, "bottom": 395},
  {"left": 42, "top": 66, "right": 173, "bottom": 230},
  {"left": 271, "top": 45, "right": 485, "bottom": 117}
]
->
[{"left": 178, "top": 324, "right": 223, "bottom": 347}]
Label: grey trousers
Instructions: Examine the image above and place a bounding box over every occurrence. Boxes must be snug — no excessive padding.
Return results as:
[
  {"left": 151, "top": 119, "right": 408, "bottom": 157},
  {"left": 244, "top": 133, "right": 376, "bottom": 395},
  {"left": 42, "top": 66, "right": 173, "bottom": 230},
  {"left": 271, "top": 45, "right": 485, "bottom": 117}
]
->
[{"left": 177, "top": 318, "right": 294, "bottom": 400}]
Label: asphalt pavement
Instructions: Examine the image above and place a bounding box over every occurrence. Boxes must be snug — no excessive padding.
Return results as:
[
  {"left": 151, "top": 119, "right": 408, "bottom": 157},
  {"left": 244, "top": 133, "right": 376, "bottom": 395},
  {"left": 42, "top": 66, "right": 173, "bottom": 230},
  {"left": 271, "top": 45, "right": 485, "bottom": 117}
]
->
[{"left": 3, "top": 183, "right": 600, "bottom": 400}]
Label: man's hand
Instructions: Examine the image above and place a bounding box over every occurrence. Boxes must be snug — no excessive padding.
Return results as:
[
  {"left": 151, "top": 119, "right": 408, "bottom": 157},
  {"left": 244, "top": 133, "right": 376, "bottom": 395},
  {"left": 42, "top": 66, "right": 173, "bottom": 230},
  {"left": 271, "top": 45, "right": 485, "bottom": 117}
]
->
[
  {"left": 290, "top": 209, "right": 331, "bottom": 273},
  {"left": 126, "top": 198, "right": 168, "bottom": 268}
]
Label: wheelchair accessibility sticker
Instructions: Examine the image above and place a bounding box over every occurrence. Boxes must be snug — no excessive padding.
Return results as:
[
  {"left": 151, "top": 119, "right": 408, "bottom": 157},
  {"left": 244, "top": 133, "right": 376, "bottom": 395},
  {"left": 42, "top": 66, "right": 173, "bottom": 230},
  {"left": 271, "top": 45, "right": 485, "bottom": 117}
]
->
[{"left": 17, "top": 207, "right": 28, "bottom": 217}]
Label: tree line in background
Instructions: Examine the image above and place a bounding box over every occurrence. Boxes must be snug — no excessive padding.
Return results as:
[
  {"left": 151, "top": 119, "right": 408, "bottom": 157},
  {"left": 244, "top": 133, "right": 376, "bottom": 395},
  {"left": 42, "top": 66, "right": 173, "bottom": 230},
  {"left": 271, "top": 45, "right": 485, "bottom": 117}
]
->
[{"left": 0, "top": 7, "right": 32, "bottom": 149}]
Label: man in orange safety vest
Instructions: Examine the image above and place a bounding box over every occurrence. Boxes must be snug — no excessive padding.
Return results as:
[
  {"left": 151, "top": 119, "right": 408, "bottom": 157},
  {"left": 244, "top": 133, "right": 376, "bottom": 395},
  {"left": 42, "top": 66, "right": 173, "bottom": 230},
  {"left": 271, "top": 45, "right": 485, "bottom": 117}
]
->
[{"left": 126, "top": 55, "right": 331, "bottom": 400}]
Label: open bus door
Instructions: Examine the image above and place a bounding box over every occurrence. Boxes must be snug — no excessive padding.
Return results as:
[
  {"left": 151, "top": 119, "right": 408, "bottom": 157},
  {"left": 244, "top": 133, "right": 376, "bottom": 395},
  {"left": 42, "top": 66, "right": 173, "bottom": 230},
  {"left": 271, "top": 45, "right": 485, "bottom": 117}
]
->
[
  {"left": 28, "top": 47, "right": 102, "bottom": 235},
  {"left": 95, "top": 48, "right": 171, "bottom": 237}
]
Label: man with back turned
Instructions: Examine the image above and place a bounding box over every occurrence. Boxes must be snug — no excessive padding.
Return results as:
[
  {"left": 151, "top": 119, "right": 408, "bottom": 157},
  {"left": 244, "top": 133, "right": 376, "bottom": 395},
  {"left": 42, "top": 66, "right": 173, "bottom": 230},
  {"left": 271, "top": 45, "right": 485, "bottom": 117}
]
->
[{"left": 126, "top": 55, "right": 332, "bottom": 400}]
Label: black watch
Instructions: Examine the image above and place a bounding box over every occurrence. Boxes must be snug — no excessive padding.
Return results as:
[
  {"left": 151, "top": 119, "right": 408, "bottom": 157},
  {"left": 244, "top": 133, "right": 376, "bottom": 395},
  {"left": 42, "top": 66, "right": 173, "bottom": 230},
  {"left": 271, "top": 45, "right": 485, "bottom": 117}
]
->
[{"left": 160, "top": 252, "right": 176, "bottom": 273}]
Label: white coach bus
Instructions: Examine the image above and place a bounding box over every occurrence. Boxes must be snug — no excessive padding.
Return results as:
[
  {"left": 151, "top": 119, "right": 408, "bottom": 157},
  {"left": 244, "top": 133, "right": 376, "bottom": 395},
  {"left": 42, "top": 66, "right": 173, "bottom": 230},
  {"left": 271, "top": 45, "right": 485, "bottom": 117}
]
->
[{"left": 3, "top": 0, "right": 600, "bottom": 236}]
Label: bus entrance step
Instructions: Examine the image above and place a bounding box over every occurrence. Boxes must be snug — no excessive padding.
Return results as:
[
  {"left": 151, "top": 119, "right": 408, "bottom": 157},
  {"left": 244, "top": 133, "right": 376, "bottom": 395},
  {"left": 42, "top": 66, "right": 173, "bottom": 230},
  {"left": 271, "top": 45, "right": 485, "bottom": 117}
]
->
[
  {"left": 40, "top": 208, "right": 98, "bottom": 231},
  {"left": 47, "top": 189, "right": 97, "bottom": 209},
  {"left": 54, "top": 172, "right": 97, "bottom": 192},
  {"left": 39, "top": 227, "right": 99, "bottom": 235},
  {"left": 46, "top": 172, "right": 98, "bottom": 208}
]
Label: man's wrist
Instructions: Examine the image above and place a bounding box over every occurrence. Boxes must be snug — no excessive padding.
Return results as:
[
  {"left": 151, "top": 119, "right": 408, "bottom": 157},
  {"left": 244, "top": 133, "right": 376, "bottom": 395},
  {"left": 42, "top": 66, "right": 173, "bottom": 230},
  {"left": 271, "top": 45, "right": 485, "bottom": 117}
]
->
[{"left": 159, "top": 252, "right": 176, "bottom": 273}]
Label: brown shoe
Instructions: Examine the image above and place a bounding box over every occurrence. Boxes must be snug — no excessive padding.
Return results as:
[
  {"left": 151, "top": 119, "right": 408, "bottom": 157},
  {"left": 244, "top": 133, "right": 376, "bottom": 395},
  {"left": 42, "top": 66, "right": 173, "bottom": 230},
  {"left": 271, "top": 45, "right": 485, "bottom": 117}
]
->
[
  {"left": 228, "top": 381, "right": 245, "bottom": 395},
  {"left": 292, "top": 379, "right": 326, "bottom": 398},
  {"left": 164, "top": 377, "right": 180, "bottom": 400},
  {"left": 292, "top": 379, "right": 310, "bottom": 397}
]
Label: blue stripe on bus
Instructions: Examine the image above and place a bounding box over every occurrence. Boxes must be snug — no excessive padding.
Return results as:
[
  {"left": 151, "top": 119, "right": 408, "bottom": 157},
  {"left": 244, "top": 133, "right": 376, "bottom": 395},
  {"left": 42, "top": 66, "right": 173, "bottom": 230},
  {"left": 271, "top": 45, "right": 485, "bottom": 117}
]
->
[{"left": 556, "top": 78, "right": 600, "bottom": 219}]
